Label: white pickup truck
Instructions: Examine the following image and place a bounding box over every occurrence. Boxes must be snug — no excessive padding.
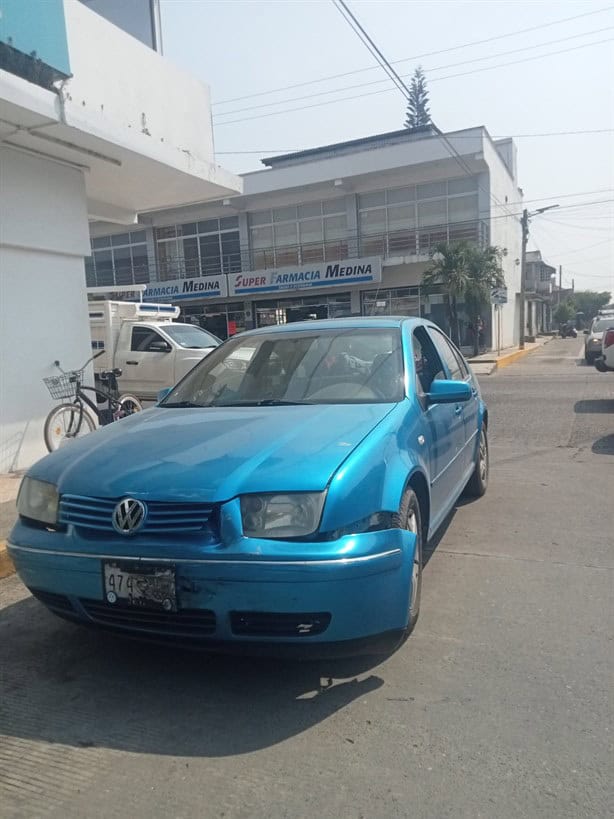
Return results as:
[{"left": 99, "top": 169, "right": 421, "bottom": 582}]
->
[{"left": 88, "top": 300, "right": 221, "bottom": 399}]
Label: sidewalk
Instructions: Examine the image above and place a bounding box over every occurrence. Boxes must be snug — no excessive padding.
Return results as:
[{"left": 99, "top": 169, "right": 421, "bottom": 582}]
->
[
  {"left": 0, "top": 473, "right": 21, "bottom": 578},
  {"left": 467, "top": 335, "right": 553, "bottom": 375}
]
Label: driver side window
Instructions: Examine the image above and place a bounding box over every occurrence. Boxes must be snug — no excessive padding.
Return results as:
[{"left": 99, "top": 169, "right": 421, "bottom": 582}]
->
[
  {"left": 412, "top": 328, "right": 446, "bottom": 396},
  {"left": 131, "top": 327, "right": 165, "bottom": 352}
]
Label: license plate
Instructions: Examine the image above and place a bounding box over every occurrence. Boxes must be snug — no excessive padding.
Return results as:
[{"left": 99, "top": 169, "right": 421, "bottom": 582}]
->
[{"left": 102, "top": 561, "right": 177, "bottom": 612}]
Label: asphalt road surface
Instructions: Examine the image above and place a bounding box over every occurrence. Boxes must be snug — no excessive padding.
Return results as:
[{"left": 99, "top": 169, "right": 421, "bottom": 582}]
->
[{"left": 1, "top": 338, "right": 612, "bottom": 819}]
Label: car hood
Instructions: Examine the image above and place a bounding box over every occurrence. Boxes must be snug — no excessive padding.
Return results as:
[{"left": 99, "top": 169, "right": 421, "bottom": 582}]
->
[{"left": 31, "top": 404, "right": 395, "bottom": 501}]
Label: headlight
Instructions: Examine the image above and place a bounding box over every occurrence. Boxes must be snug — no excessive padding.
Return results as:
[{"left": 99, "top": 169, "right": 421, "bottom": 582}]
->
[
  {"left": 240, "top": 493, "right": 325, "bottom": 538},
  {"left": 17, "top": 477, "right": 59, "bottom": 525}
]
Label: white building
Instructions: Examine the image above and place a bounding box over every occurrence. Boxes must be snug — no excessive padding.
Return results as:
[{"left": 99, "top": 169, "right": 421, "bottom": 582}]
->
[
  {"left": 88, "top": 125, "right": 523, "bottom": 349},
  {"left": 0, "top": 0, "right": 240, "bottom": 471}
]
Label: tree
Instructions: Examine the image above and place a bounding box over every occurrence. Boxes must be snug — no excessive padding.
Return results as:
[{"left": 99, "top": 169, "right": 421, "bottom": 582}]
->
[
  {"left": 568, "top": 290, "right": 612, "bottom": 322},
  {"left": 405, "top": 66, "right": 430, "bottom": 129},
  {"left": 422, "top": 241, "right": 505, "bottom": 353},
  {"left": 553, "top": 301, "right": 575, "bottom": 326},
  {"left": 464, "top": 244, "right": 506, "bottom": 356}
]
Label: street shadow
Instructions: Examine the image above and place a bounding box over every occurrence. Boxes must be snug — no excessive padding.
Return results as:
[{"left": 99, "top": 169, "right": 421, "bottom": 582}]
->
[
  {"left": 574, "top": 399, "right": 614, "bottom": 414},
  {"left": 592, "top": 433, "right": 614, "bottom": 455},
  {"left": 423, "top": 506, "right": 457, "bottom": 568},
  {"left": 0, "top": 594, "right": 387, "bottom": 759}
]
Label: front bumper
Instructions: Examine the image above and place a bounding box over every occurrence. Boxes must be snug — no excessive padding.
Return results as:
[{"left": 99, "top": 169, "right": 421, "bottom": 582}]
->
[{"left": 8, "top": 521, "right": 417, "bottom": 656}]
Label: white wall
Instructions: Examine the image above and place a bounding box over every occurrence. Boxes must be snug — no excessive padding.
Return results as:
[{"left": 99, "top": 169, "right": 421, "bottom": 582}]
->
[
  {"left": 484, "top": 140, "right": 523, "bottom": 348},
  {"left": 0, "top": 146, "right": 92, "bottom": 472}
]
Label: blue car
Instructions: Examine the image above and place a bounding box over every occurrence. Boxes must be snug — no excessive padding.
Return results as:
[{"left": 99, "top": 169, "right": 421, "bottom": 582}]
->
[{"left": 9, "top": 317, "right": 488, "bottom": 657}]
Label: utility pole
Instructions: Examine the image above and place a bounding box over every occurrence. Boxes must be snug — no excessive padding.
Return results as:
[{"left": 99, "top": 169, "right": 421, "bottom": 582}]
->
[
  {"left": 519, "top": 209, "right": 529, "bottom": 350},
  {"left": 519, "top": 204, "right": 560, "bottom": 350},
  {"left": 558, "top": 265, "right": 562, "bottom": 305}
]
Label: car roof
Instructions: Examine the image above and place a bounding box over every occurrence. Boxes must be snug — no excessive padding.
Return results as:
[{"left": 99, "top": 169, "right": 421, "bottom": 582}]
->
[{"left": 241, "top": 316, "right": 427, "bottom": 336}]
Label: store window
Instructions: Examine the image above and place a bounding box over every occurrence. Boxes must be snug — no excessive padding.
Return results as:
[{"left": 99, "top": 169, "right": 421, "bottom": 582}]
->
[
  {"left": 180, "top": 301, "right": 247, "bottom": 340},
  {"left": 362, "top": 287, "right": 421, "bottom": 317},
  {"left": 156, "top": 217, "right": 241, "bottom": 281},
  {"left": 254, "top": 292, "right": 352, "bottom": 327},
  {"left": 249, "top": 199, "right": 348, "bottom": 270},
  {"left": 358, "top": 177, "right": 479, "bottom": 257},
  {"left": 86, "top": 231, "right": 150, "bottom": 287}
]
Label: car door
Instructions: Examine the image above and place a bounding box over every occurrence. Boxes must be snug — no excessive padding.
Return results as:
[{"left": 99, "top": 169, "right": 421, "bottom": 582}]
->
[
  {"left": 412, "top": 327, "right": 466, "bottom": 521},
  {"left": 118, "top": 325, "right": 175, "bottom": 398},
  {"left": 429, "top": 328, "right": 479, "bottom": 479}
]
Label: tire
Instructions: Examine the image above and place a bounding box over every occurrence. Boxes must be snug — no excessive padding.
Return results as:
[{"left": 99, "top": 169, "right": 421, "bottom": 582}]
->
[
  {"left": 117, "top": 394, "right": 143, "bottom": 418},
  {"left": 393, "top": 488, "right": 423, "bottom": 638},
  {"left": 464, "top": 425, "right": 489, "bottom": 498},
  {"left": 44, "top": 403, "right": 96, "bottom": 452}
]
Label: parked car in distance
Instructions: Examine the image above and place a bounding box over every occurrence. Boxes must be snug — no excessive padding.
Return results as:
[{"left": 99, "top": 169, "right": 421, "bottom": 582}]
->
[
  {"left": 9, "top": 317, "right": 488, "bottom": 658},
  {"left": 584, "top": 317, "right": 614, "bottom": 365},
  {"left": 594, "top": 323, "right": 614, "bottom": 373}
]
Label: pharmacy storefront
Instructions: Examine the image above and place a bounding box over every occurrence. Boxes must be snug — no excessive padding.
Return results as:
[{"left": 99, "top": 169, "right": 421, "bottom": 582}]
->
[{"left": 143, "top": 257, "right": 385, "bottom": 338}]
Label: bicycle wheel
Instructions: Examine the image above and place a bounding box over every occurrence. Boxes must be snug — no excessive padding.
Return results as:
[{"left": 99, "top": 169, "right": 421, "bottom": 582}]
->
[
  {"left": 44, "top": 403, "right": 96, "bottom": 452},
  {"left": 117, "top": 394, "right": 143, "bottom": 418}
]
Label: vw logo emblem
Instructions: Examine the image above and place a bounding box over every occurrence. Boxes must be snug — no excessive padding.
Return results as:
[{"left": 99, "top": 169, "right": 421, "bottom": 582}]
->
[{"left": 112, "top": 498, "right": 146, "bottom": 535}]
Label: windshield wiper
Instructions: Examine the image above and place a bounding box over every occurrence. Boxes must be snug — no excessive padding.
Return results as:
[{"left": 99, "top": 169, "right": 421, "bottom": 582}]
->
[
  {"left": 160, "top": 400, "right": 204, "bottom": 408},
  {"left": 212, "top": 399, "right": 313, "bottom": 407}
]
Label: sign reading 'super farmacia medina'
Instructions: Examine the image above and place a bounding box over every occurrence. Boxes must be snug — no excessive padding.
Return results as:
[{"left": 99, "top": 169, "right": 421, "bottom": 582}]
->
[
  {"left": 228, "top": 257, "right": 382, "bottom": 296},
  {"left": 141, "top": 257, "right": 382, "bottom": 302}
]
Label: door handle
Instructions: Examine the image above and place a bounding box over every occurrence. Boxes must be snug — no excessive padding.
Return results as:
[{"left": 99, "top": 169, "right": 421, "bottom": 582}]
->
[
  {"left": 126, "top": 360, "right": 139, "bottom": 365},
  {"left": 454, "top": 405, "right": 463, "bottom": 415}
]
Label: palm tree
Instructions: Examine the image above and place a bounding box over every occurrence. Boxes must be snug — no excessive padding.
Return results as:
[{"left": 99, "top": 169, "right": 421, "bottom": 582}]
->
[
  {"left": 422, "top": 241, "right": 472, "bottom": 346},
  {"left": 422, "top": 241, "right": 505, "bottom": 354},
  {"left": 464, "top": 244, "right": 506, "bottom": 356}
]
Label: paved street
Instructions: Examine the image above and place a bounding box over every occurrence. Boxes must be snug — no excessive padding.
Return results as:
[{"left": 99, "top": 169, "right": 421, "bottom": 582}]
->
[{"left": 1, "top": 337, "right": 612, "bottom": 819}]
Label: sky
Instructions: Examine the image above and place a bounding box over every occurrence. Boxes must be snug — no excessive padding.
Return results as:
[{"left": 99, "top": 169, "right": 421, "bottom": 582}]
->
[{"left": 160, "top": 0, "right": 614, "bottom": 294}]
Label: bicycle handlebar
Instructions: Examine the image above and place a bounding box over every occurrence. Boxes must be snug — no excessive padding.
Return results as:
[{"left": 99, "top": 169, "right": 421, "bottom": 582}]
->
[{"left": 53, "top": 349, "right": 105, "bottom": 375}]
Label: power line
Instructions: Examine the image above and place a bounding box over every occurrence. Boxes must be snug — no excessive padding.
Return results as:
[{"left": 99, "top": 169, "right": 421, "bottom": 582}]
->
[
  {"left": 215, "top": 26, "right": 614, "bottom": 118},
  {"left": 214, "top": 37, "right": 614, "bottom": 126},
  {"left": 216, "top": 135, "right": 614, "bottom": 155},
  {"left": 330, "top": 0, "right": 517, "bottom": 222},
  {"left": 213, "top": 5, "right": 614, "bottom": 107}
]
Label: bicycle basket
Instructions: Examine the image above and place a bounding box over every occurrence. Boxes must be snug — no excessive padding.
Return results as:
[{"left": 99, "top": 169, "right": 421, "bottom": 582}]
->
[{"left": 43, "top": 370, "right": 83, "bottom": 400}]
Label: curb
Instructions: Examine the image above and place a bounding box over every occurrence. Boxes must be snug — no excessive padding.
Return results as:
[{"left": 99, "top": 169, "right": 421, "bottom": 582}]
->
[{"left": 0, "top": 541, "right": 15, "bottom": 579}]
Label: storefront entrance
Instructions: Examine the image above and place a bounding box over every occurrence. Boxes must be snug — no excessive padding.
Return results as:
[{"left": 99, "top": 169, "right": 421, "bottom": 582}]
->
[
  {"left": 255, "top": 292, "right": 352, "bottom": 327},
  {"left": 180, "top": 301, "right": 247, "bottom": 340}
]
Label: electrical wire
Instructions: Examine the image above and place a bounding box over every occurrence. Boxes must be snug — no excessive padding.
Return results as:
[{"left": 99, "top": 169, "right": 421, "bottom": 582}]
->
[
  {"left": 213, "top": 5, "right": 614, "bottom": 107},
  {"left": 216, "top": 135, "right": 614, "bottom": 155},
  {"left": 213, "top": 37, "right": 614, "bottom": 126},
  {"left": 215, "top": 26, "right": 614, "bottom": 118}
]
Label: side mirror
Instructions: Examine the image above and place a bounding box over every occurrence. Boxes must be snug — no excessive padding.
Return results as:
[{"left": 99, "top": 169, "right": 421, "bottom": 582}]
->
[
  {"left": 583, "top": 329, "right": 589, "bottom": 335},
  {"left": 427, "top": 379, "right": 472, "bottom": 404},
  {"left": 149, "top": 341, "right": 172, "bottom": 353},
  {"left": 157, "top": 387, "right": 172, "bottom": 403}
]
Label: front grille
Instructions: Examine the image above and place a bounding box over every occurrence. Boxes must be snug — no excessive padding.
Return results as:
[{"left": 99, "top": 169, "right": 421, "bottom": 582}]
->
[
  {"left": 80, "top": 599, "right": 216, "bottom": 636},
  {"left": 230, "top": 611, "right": 331, "bottom": 637},
  {"left": 29, "top": 588, "right": 75, "bottom": 614},
  {"left": 59, "top": 494, "right": 219, "bottom": 537}
]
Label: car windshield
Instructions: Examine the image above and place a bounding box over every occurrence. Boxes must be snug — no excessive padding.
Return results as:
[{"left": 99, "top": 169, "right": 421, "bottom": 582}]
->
[
  {"left": 163, "top": 324, "right": 221, "bottom": 349},
  {"left": 591, "top": 319, "right": 613, "bottom": 333},
  {"left": 161, "top": 328, "right": 404, "bottom": 406}
]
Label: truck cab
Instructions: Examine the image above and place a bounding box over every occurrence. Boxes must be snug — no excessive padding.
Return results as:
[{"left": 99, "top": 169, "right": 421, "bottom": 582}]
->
[{"left": 89, "top": 301, "right": 221, "bottom": 399}]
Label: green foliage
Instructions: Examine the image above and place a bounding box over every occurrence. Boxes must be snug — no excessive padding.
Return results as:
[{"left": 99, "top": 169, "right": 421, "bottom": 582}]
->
[
  {"left": 405, "top": 66, "right": 430, "bottom": 128},
  {"left": 567, "top": 290, "right": 612, "bottom": 321},
  {"left": 423, "top": 241, "right": 505, "bottom": 352},
  {"left": 553, "top": 302, "right": 575, "bottom": 325}
]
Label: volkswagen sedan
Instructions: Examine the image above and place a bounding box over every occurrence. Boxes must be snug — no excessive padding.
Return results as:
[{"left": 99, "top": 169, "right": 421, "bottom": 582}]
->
[{"left": 9, "top": 317, "right": 488, "bottom": 656}]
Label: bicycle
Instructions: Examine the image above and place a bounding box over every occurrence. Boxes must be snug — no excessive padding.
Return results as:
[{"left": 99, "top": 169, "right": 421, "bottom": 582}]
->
[{"left": 43, "top": 351, "right": 143, "bottom": 452}]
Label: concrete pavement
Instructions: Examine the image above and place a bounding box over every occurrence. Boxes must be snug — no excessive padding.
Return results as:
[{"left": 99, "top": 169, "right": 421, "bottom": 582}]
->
[{"left": 1, "top": 338, "right": 612, "bottom": 818}]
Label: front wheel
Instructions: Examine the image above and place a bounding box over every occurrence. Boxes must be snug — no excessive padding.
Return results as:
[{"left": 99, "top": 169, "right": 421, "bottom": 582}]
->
[
  {"left": 464, "top": 426, "right": 489, "bottom": 498},
  {"left": 117, "top": 394, "right": 143, "bottom": 418},
  {"left": 393, "top": 488, "right": 423, "bottom": 638},
  {"left": 44, "top": 403, "right": 96, "bottom": 452}
]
